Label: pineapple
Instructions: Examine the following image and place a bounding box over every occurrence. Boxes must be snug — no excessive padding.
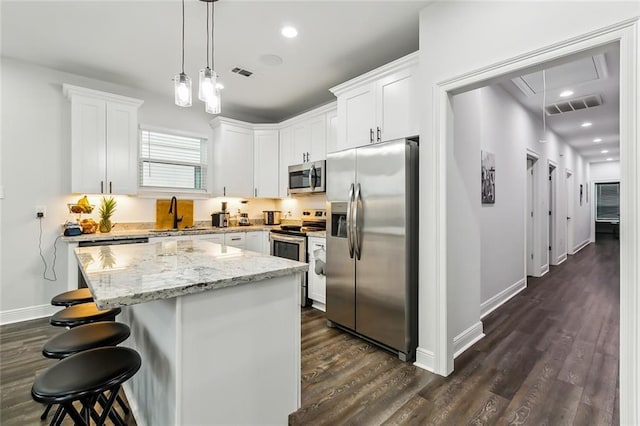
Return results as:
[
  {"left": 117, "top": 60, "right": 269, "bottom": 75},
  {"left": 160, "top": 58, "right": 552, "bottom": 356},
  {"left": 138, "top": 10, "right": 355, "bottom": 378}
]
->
[{"left": 98, "top": 196, "right": 117, "bottom": 233}]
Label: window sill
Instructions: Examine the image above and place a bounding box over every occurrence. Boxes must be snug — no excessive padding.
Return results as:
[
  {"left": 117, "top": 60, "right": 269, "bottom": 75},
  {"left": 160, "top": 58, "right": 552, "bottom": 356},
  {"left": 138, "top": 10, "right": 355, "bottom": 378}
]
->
[{"left": 137, "top": 189, "right": 212, "bottom": 200}]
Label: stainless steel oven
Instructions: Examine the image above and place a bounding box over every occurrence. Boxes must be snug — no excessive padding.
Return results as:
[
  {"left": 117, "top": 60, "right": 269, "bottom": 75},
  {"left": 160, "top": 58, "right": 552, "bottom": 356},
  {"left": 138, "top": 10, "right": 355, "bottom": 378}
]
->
[
  {"left": 270, "top": 232, "right": 308, "bottom": 306},
  {"left": 288, "top": 160, "right": 326, "bottom": 194}
]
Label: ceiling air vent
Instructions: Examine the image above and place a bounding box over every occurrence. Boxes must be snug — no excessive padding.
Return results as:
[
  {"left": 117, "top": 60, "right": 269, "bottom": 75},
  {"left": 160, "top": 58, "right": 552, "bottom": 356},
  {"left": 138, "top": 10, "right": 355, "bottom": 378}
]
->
[
  {"left": 545, "top": 94, "right": 603, "bottom": 115},
  {"left": 231, "top": 67, "right": 253, "bottom": 77}
]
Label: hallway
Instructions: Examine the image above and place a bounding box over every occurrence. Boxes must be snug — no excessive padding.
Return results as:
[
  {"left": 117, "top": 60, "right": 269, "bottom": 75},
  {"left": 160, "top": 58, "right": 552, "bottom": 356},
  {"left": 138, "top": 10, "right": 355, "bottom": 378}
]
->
[{"left": 290, "top": 236, "right": 619, "bottom": 424}]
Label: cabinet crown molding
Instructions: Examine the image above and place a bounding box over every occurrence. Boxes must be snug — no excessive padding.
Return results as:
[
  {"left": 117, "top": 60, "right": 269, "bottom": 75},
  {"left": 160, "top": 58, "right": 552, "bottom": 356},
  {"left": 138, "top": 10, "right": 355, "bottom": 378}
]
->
[
  {"left": 329, "top": 51, "right": 419, "bottom": 96},
  {"left": 62, "top": 84, "right": 144, "bottom": 108},
  {"left": 278, "top": 102, "right": 336, "bottom": 128},
  {"left": 209, "top": 116, "right": 256, "bottom": 130}
]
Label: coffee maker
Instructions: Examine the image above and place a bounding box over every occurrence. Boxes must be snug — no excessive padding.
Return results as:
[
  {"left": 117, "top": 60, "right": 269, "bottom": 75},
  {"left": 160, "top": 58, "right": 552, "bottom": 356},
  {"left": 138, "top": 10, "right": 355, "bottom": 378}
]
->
[{"left": 211, "top": 202, "right": 229, "bottom": 227}]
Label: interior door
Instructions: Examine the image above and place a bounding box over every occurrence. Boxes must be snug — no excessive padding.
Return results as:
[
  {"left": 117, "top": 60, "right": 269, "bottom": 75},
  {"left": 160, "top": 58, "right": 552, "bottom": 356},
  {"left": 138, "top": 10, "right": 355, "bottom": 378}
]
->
[
  {"left": 566, "top": 171, "right": 574, "bottom": 253},
  {"left": 354, "top": 140, "right": 409, "bottom": 351},
  {"left": 526, "top": 158, "right": 534, "bottom": 276}
]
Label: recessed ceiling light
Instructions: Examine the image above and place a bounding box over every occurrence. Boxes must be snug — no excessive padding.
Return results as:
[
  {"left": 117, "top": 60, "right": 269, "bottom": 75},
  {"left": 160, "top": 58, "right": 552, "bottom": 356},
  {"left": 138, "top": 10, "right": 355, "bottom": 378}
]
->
[
  {"left": 593, "top": 138, "right": 602, "bottom": 143},
  {"left": 601, "top": 150, "right": 609, "bottom": 154},
  {"left": 281, "top": 26, "right": 298, "bottom": 38},
  {"left": 607, "top": 158, "right": 613, "bottom": 161},
  {"left": 581, "top": 122, "right": 593, "bottom": 127},
  {"left": 559, "top": 90, "right": 574, "bottom": 97}
]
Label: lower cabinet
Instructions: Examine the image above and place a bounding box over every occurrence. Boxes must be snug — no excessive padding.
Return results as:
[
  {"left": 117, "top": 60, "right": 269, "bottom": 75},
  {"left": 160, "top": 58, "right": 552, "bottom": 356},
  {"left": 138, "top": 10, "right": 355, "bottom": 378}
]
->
[
  {"left": 307, "top": 236, "right": 326, "bottom": 310},
  {"left": 224, "top": 232, "right": 246, "bottom": 249},
  {"left": 193, "top": 234, "right": 224, "bottom": 245}
]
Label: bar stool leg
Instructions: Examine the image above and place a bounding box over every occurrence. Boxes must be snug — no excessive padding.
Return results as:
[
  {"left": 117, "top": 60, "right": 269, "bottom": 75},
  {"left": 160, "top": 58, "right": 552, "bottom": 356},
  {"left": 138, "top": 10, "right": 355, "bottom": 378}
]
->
[
  {"left": 40, "top": 403, "right": 53, "bottom": 420},
  {"left": 51, "top": 405, "right": 65, "bottom": 426}
]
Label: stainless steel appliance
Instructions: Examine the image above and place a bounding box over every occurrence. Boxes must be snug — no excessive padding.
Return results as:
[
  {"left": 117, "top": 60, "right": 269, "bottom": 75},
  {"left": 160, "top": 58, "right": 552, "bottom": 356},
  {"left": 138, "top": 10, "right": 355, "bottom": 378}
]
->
[
  {"left": 238, "top": 213, "right": 250, "bottom": 226},
  {"left": 326, "top": 139, "right": 418, "bottom": 361},
  {"left": 288, "top": 160, "right": 326, "bottom": 194},
  {"left": 270, "top": 209, "right": 326, "bottom": 306},
  {"left": 263, "top": 210, "right": 282, "bottom": 225},
  {"left": 211, "top": 212, "right": 229, "bottom": 227}
]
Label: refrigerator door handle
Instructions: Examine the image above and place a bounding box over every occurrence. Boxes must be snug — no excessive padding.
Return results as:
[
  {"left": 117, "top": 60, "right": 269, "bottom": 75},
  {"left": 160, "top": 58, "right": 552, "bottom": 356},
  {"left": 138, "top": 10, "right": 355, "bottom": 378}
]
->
[
  {"left": 354, "top": 183, "right": 363, "bottom": 260},
  {"left": 347, "top": 183, "right": 355, "bottom": 258}
]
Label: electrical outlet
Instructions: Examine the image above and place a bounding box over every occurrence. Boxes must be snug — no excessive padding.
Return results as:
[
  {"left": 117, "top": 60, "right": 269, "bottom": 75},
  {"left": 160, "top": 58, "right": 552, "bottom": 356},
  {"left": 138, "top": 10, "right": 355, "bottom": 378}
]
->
[{"left": 36, "top": 205, "right": 46, "bottom": 218}]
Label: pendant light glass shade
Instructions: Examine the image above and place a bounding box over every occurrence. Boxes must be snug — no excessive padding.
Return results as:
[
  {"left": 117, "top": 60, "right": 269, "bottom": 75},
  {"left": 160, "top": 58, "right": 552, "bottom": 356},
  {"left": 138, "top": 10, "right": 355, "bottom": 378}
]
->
[
  {"left": 174, "top": 73, "right": 192, "bottom": 107},
  {"left": 205, "top": 87, "right": 222, "bottom": 114},
  {"left": 198, "top": 67, "right": 216, "bottom": 102}
]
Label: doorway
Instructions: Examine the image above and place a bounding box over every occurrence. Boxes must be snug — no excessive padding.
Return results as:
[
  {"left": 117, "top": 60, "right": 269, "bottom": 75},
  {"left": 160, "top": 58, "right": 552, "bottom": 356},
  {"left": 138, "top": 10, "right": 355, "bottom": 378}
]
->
[
  {"left": 548, "top": 163, "right": 557, "bottom": 266},
  {"left": 566, "top": 170, "right": 575, "bottom": 254},
  {"left": 526, "top": 155, "right": 537, "bottom": 277}
]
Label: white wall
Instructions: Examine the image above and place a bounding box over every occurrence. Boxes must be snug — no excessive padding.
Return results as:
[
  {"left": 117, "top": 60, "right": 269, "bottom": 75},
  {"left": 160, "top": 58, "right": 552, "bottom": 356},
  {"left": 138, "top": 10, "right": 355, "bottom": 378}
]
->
[
  {"left": 0, "top": 58, "right": 280, "bottom": 322},
  {"left": 452, "top": 84, "right": 591, "bottom": 323},
  {"left": 418, "top": 1, "right": 639, "bottom": 372},
  {"left": 591, "top": 160, "right": 621, "bottom": 181}
]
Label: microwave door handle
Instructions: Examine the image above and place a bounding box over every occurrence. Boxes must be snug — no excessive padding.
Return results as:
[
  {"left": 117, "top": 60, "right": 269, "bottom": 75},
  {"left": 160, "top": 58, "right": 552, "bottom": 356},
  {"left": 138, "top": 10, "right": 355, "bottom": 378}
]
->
[
  {"left": 310, "top": 165, "right": 316, "bottom": 190},
  {"left": 347, "top": 183, "right": 355, "bottom": 258},
  {"left": 354, "top": 183, "right": 362, "bottom": 260}
]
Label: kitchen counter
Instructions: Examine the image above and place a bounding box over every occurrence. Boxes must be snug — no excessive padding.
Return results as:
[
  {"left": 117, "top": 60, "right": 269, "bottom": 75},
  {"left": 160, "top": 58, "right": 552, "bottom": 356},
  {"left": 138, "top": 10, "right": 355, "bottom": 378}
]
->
[
  {"left": 76, "top": 239, "right": 304, "bottom": 425},
  {"left": 76, "top": 239, "right": 307, "bottom": 309},
  {"left": 63, "top": 224, "right": 276, "bottom": 243},
  {"left": 306, "top": 230, "right": 326, "bottom": 238}
]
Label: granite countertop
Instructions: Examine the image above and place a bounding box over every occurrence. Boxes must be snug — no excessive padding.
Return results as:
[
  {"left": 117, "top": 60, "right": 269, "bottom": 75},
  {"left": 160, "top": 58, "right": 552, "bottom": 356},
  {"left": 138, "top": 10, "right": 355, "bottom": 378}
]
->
[
  {"left": 62, "top": 225, "right": 278, "bottom": 243},
  {"left": 306, "top": 231, "right": 326, "bottom": 238},
  {"left": 76, "top": 239, "right": 308, "bottom": 309}
]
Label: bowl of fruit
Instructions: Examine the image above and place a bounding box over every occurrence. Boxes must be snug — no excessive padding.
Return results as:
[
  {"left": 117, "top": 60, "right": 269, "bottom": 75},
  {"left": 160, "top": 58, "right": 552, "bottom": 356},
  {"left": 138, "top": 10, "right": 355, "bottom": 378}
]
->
[{"left": 68, "top": 196, "right": 95, "bottom": 215}]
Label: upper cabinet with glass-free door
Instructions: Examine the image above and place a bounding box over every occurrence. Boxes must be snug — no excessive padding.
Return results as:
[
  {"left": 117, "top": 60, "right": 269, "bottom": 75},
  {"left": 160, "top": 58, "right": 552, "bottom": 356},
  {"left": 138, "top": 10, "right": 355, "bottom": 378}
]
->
[
  {"left": 329, "top": 52, "right": 418, "bottom": 152},
  {"left": 210, "top": 117, "right": 255, "bottom": 198},
  {"left": 64, "top": 84, "right": 143, "bottom": 195}
]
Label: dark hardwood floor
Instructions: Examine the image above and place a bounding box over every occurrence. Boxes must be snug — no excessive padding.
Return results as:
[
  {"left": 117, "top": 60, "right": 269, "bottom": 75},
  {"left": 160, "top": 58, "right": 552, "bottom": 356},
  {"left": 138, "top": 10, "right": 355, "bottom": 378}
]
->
[
  {"left": 290, "top": 235, "right": 619, "bottom": 425},
  {"left": 1, "top": 236, "right": 618, "bottom": 425}
]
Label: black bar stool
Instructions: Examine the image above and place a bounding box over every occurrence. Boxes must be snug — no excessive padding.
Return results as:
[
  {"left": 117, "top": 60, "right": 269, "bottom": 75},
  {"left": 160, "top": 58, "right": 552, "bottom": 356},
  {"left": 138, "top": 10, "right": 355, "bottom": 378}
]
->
[
  {"left": 32, "top": 347, "right": 141, "bottom": 426},
  {"left": 51, "top": 288, "right": 94, "bottom": 307},
  {"left": 50, "top": 302, "right": 121, "bottom": 328},
  {"left": 39, "top": 322, "right": 132, "bottom": 422}
]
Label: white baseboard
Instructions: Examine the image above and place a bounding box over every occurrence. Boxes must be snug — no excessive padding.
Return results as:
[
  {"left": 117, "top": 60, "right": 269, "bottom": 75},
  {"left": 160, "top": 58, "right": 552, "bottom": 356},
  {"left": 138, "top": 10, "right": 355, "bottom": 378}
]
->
[
  {"left": 0, "top": 304, "right": 58, "bottom": 325},
  {"left": 481, "top": 278, "right": 527, "bottom": 319},
  {"left": 453, "top": 321, "right": 485, "bottom": 358},
  {"left": 122, "top": 383, "right": 145, "bottom": 426},
  {"left": 540, "top": 264, "right": 549, "bottom": 276},
  {"left": 556, "top": 253, "right": 568, "bottom": 265},
  {"left": 414, "top": 347, "right": 435, "bottom": 372},
  {"left": 311, "top": 301, "right": 326, "bottom": 312},
  {"left": 571, "top": 239, "right": 591, "bottom": 255}
]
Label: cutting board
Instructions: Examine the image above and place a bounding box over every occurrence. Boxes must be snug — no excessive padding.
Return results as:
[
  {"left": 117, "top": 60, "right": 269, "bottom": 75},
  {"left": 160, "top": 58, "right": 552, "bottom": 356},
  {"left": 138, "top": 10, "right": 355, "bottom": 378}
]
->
[{"left": 156, "top": 199, "right": 194, "bottom": 229}]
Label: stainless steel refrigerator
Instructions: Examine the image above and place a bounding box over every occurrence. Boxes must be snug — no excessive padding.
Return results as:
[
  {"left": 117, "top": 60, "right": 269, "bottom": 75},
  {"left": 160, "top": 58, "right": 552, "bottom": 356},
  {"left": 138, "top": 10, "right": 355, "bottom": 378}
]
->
[{"left": 326, "top": 138, "right": 418, "bottom": 361}]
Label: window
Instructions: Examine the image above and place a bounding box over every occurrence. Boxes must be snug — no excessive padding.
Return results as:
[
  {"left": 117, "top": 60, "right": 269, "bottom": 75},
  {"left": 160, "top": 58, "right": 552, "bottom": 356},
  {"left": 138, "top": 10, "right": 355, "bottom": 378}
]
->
[
  {"left": 595, "top": 182, "right": 620, "bottom": 221},
  {"left": 139, "top": 129, "right": 207, "bottom": 191}
]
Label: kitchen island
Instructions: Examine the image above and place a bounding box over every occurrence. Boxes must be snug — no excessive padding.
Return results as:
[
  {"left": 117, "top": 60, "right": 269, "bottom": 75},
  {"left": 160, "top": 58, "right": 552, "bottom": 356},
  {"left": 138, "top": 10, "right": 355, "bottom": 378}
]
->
[{"left": 75, "top": 239, "right": 307, "bottom": 426}]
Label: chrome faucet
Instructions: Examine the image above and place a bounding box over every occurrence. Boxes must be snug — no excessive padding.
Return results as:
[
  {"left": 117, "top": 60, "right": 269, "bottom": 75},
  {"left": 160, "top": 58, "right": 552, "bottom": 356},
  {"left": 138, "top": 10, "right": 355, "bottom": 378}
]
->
[{"left": 168, "top": 196, "right": 183, "bottom": 229}]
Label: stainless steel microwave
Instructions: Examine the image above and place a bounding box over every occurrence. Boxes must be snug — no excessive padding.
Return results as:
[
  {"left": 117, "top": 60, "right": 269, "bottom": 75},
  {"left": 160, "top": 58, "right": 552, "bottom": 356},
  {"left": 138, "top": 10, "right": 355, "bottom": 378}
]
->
[{"left": 288, "top": 160, "right": 326, "bottom": 194}]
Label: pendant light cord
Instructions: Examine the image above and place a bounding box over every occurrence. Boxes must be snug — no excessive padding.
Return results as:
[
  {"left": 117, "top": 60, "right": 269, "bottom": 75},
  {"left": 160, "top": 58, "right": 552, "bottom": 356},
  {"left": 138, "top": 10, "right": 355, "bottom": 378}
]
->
[
  {"left": 211, "top": 1, "right": 215, "bottom": 72},
  {"left": 206, "top": 2, "right": 210, "bottom": 68},
  {"left": 542, "top": 69, "right": 547, "bottom": 136},
  {"left": 181, "top": 0, "right": 185, "bottom": 74}
]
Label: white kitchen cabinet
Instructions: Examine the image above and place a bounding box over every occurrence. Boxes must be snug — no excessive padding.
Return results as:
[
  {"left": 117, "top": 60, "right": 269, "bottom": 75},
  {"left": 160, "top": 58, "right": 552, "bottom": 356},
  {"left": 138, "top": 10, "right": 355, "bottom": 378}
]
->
[
  {"left": 210, "top": 118, "right": 254, "bottom": 198},
  {"left": 291, "top": 115, "right": 326, "bottom": 164},
  {"left": 307, "top": 236, "right": 326, "bottom": 310},
  {"left": 278, "top": 127, "right": 293, "bottom": 198},
  {"left": 253, "top": 129, "right": 279, "bottom": 198},
  {"left": 245, "top": 231, "right": 262, "bottom": 253},
  {"left": 261, "top": 230, "right": 271, "bottom": 255},
  {"left": 224, "top": 232, "right": 246, "bottom": 249},
  {"left": 326, "top": 108, "right": 338, "bottom": 154},
  {"left": 64, "top": 84, "right": 143, "bottom": 195},
  {"left": 330, "top": 52, "right": 418, "bottom": 152}
]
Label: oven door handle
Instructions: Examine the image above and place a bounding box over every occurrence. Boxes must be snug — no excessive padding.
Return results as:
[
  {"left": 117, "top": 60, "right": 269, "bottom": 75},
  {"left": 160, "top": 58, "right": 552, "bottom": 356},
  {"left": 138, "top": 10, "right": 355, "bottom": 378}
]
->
[
  {"left": 347, "top": 183, "right": 355, "bottom": 258},
  {"left": 270, "top": 234, "right": 306, "bottom": 244}
]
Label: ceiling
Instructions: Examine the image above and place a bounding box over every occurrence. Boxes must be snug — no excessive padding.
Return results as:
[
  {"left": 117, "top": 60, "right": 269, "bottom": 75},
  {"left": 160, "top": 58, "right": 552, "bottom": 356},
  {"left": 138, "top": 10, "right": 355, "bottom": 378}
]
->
[
  {"left": 1, "top": 0, "right": 429, "bottom": 123},
  {"left": 499, "top": 45, "right": 620, "bottom": 164}
]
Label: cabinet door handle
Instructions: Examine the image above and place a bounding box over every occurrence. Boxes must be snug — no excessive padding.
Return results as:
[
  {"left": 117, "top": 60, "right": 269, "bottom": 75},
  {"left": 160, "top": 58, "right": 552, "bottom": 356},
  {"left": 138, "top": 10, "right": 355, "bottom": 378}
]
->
[
  {"left": 100, "top": 181, "right": 104, "bottom": 194},
  {"left": 109, "top": 181, "right": 112, "bottom": 194},
  {"left": 307, "top": 152, "right": 310, "bottom": 162},
  {"left": 223, "top": 186, "right": 226, "bottom": 196},
  {"left": 255, "top": 188, "right": 257, "bottom": 197},
  {"left": 376, "top": 126, "right": 381, "bottom": 142},
  {"left": 369, "top": 128, "right": 374, "bottom": 143},
  {"left": 231, "top": 237, "right": 241, "bottom": 241}
]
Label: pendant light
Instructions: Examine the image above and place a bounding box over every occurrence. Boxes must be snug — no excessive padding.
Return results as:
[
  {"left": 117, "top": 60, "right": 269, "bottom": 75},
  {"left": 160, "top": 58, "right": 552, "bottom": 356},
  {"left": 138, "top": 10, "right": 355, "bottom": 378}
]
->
[
  {"left": 198, "top": 1, "right": 216, "bottom": 102},
  {"left": 174, "top": 0, "right": 192, "bottom": 107},
  {"left": 539, "top": 69, "right": 548, "bottom": 144},
  {"left": 205, "top": 0, "right": 222, "bottom": 114}
]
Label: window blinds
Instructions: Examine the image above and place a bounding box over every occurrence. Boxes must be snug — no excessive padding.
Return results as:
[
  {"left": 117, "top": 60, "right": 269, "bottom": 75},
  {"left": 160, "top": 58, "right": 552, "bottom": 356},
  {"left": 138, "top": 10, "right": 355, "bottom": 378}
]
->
[
  {"left": 139, "top": 129, "right": 207, "bottom": 191},
  {"left": 596, "top": 182, "right": 620, "bottom": 221}
]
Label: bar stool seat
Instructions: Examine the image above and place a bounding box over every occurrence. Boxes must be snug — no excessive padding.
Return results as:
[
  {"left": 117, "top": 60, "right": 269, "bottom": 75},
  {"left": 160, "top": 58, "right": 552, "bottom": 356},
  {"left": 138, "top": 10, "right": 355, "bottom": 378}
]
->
[
  {"left": 43, "top": 322, "right": 131, "bottom": 359},
  {"left": 51, "top": 288, "right": 94, "bottom": 307},
  {"left": 32, "top": 347, "right": 141, "bottom": 425},
  {"left": 50, "top": 303, "right": 121, "bottom": 328}
]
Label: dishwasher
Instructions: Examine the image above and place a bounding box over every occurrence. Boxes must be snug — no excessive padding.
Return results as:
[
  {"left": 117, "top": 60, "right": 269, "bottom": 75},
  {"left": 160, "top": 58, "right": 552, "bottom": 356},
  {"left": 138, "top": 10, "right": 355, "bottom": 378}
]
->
[{"left": 77, "top": 237, "right": 149, "bottom": 288}]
